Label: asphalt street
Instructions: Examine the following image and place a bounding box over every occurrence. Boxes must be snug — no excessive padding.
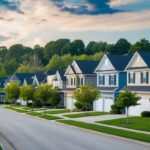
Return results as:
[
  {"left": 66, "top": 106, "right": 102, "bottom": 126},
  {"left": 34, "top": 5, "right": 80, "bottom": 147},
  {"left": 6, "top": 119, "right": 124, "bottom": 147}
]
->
[{"left": 0, "top": 107, "right": 149, "bottom": 150}]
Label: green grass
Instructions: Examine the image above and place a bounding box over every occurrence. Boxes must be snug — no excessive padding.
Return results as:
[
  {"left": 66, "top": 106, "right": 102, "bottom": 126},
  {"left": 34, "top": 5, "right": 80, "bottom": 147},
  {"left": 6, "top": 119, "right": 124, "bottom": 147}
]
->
[
  {"left": 47, "top": 109, "right": 71, "bottom": 114},
  {"left": 64, "top": 111, "right": 108, "bottom": 118},
  {"left": 0, "top": 145, "right": 2, "bottom": 150},
  {"left": 96, "top": 117, "right": 150, "bottom": 132},
  {"left": 57, "top": 120, "right": 150, "bottom": 143},
  {"left": 4, "top": 106, "right": 28, "bottom": 113},
  {"left": 27, "top": 111, "right": 62, "bottom": 120}
]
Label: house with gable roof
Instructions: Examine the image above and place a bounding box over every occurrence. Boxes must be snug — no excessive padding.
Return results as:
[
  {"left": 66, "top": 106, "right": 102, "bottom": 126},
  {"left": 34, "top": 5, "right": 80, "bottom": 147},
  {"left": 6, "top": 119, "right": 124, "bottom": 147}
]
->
[
  {"left": 94, "top": 54, "right": 132, "bottom": 112},
  {"left": 123, "top": 51, "right": 150, "bottom": 116},
  {"left": 64, "top": 60, "right": 99, "bottom": 109}
]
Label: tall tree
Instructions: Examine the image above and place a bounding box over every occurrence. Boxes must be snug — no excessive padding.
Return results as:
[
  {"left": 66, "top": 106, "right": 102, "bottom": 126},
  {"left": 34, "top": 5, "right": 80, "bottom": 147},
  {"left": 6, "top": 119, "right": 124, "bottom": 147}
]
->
[
  {"left": 70, "top": 40, "right": 85, "bottom": 55},
  {"left": 0, "top": 64, "right": 6, "bottom": 77},
  {"left": 129, "top": 39, "right": 150, "bottom": 53},
  {"left": 110, "top": 38, "right": 131, "bottom": 54}
]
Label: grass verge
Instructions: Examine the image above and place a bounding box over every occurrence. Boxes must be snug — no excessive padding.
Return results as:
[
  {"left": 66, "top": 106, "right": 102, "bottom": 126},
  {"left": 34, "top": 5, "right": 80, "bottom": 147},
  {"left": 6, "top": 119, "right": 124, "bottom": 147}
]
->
[
  {"left": 47, "top": 109, "right": 71, "bottom": 114},
  {"left": 57, "top": 120, "right": 150, "bottom": 143},
  {"left": 64, "top": 111, "right": 108, "bottom": 118},
  {"left": 4, "top": 106, "right": 28, "bottom": 113},
  {"left": 96, "top": 117, "right": 150, "bottom": 132}
]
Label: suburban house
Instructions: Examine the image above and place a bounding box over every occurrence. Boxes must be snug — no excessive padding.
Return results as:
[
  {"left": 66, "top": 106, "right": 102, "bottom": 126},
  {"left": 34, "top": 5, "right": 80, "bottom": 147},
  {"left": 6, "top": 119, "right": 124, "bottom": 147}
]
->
[
  {"left": 94, "top": 54, "right": 132, "bottom": 112},
  {"left": 52, "top": 70, "right": 66, "bottom": 105},
  {"left": 32, "top": 73, "right": 47, "bottom": 87},
  {"left": 64, "top": 60, "right": 99, "bottom": 109},
  {"left": 4, "top": 73, "right": 35, "bottom": 86},
  {"left": 124, "top": 51, "right": 150, "bottom": 116},
  {"left": 47, "top": 70, "right": 56, "bottom": 85}
]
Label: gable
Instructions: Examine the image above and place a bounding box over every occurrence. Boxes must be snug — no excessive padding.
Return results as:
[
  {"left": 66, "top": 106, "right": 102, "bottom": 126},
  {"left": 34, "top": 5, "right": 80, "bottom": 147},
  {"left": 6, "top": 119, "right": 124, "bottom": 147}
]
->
[
  {"left": 126, "top": 53, "right": 147, "bottom": 69},
  {"left": 65, "top": 65, "right": 75, "bottom": 75},
  {"left": 95, "top": 55, "right": 115, "bottom": 72},
  {"left": 72, "top": 61, "right": 82, "bottom": 74}
]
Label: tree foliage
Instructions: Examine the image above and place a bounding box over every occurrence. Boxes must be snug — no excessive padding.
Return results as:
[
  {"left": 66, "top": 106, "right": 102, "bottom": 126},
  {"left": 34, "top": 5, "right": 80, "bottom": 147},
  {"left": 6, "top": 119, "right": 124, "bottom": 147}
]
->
[
  {"left": 5, "top": 82, "right": 20, "bottom": 103},
  {"left": 73, "top": 85, "right": 100, "bottom": 114},
  {"left": 116, "top": 90, "right": 141, "bottom": 124}
]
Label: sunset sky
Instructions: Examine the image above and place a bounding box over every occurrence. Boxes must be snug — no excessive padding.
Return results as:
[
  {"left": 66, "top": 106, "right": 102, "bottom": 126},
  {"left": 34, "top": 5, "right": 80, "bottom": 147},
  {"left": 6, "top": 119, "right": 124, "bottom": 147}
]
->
[{"left": 0, "top": 0, "right": 150, "bottom": 47}]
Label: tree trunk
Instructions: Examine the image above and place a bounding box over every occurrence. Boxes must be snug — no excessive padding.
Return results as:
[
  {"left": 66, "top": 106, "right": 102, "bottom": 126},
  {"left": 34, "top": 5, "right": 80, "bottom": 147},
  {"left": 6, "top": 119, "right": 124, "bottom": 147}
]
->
[{"left": 126, "top": 107, "right": 130, "bottom": 124}]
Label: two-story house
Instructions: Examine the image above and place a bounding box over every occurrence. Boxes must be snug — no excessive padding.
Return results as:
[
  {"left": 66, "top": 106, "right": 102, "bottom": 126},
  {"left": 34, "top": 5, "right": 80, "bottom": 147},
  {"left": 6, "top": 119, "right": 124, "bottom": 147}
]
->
[
  {"left": 46, "top": 70, "right": 56, "bottom": 85},
  {"left": 5, "top": 73, "right": 35, "bottom": 86},
  {"left": 94, "top": 54, "right": 132, "bottom": 112},
  {"left": 64, "top": 60, "right": 99, "bottom": 109},
  {"left": 124, "top": 51, "right": 150, "bottom": 116}
]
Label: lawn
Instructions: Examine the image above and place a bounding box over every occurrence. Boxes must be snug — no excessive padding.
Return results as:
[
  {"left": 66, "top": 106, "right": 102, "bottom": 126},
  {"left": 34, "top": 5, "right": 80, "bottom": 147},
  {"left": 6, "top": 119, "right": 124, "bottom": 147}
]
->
[
  {"left": 27, "top": 111, "right": 62, "bottom": 120},
  {"left": 47, "top": 109, "right": 71, "bottom": 114},
  {"left": 4, "top": 106, "right": 28, "bottom": 113},
  {"left": 64, "top": 111, "right": 108, "bottom": 118},
  {"left": 96, "top": 117, "right": 150, "bottom": 132},
  {"left": 57, "top": 120, "right": 150, "bottom": 143},
  {"left": 0, "top": 145, "right": 2, "bottom": 150}
]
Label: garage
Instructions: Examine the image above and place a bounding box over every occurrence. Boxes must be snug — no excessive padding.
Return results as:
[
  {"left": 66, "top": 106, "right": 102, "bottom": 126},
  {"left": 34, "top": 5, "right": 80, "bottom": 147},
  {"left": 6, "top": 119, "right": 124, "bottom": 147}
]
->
[
  {"left": 129, "top": 97, "right": 150, "bottom": 116},
  {"left": 66, "top": 97, "right": 76, "bottom": 109},
  {"left": 93, "top": 94, "right": 114, "bottom": 112}
]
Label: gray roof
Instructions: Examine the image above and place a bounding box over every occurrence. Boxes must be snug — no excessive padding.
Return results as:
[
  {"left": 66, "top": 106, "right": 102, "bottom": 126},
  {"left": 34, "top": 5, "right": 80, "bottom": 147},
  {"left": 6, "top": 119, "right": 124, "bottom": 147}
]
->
[
  {"left": 107, "top": 54, "right": 132, "bottom": 71},
  {"left": 75, "top": 60, "right": 99, "bottom": 74}
]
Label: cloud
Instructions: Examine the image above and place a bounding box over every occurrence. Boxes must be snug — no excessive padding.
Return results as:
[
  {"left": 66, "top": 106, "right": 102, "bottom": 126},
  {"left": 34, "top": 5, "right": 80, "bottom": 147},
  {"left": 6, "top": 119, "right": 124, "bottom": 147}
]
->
[
  {"left": 0, "top": 0, "right": 149, "bottom": 47},
  {"left": 109, "top": 0, "right": 140, "bottom": 7},
  {"left": 0, "top": 35, "right": 10, "bottom": 41},
  {"left": 52, "top": 0, "right": 121, "bottom": 15}
]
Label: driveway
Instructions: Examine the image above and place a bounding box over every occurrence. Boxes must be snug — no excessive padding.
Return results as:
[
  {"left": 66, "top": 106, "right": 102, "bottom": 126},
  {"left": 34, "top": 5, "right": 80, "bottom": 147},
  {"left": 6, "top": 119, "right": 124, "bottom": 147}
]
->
[
  {"left": 0, "top": 107, "right": 149, "bottom": 150},
  {"left": 73, "top": 114, "right": 126, "bottom": 123}
]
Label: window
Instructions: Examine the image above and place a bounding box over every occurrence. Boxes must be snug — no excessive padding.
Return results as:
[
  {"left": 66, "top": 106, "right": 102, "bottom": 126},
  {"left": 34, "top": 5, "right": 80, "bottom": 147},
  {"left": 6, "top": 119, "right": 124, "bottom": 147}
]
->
[
  {"left": 80, "top": 77, "right": 84, "bottom": 85},
  {"left": 109, "top": 74, "right": 116, "bottom": 86},
  {"left": 71, "top": 78, "right": 73, "bottom": 85},
  {"left": 128, "top": 72, "right": 135, "bottom": 84},
  {"left": 141, "top": 72, "right": 149, "bottom": 84},
  {"left": 74, "top": 78, "right": 76, "bottom": 86},
  {"left": 99, "top": 75, "right": 105, "bottom": 85}
]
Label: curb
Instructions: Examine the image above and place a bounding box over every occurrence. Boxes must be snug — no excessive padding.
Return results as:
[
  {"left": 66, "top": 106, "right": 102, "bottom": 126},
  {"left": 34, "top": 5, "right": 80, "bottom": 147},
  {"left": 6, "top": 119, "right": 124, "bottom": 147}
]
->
[{"left": 55, "top": 121, "right": 150, "bottom": 147}]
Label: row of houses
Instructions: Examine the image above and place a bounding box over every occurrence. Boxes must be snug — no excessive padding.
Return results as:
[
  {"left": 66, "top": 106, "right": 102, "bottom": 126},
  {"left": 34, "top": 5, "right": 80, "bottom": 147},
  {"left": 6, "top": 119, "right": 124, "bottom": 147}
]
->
[{"left": 1, "top": 51, "right": 150, "bottom": 116}]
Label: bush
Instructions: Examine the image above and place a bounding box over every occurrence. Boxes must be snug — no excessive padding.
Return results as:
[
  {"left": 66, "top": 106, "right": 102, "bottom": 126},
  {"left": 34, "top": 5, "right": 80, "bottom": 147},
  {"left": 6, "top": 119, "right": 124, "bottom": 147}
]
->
[
  {"left": 141, "top": 111, "right": 150, "bottom": 117},
  {"left": 74, "top": 101, "right": 92, "bottom": 111},
  {"left": 110, "top": 104, "right": 121, "bottom": 114}
]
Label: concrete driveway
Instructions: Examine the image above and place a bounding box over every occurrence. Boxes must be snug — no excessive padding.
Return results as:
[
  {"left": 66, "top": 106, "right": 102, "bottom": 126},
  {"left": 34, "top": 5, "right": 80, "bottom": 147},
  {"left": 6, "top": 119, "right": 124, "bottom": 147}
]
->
[
  {"left": 0, "top": 107, "right": 149, "bottom": 150},
  {"left": 73, "top": 114, "right": 126, "bottom": 123}
]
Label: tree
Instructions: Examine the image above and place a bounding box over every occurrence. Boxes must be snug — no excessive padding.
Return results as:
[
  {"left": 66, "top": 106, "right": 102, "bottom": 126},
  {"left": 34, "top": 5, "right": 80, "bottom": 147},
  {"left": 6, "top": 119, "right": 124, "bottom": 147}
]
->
[
  {"left": 20, "top": 85, "right": 35, "bottom": 107},
  {"left": 5, "top": 82, "right": 20, "bottom": 104},
  {"left": 0, "top": 64, "right": 6, "bottom": 77},
  {"left": 73, "top": 85, "right": 100, "bottom": 115},
  {"left": 110, "top": 38, "right": 131, "bottom": 54},
  {"left": 34, "top": 84, "right": 53, "bottom": 115},
  {"left": 129, "top": 39, "right": 150, "bottom": 53},
  {"left": 70, "top": 40, "right": 85, "bottom": 55},
  {"left": 116, "top": 90, "right": 141, "bottom": 124},
  {"left": 85, "top": 41, "right": 97, "bottom": 55}
]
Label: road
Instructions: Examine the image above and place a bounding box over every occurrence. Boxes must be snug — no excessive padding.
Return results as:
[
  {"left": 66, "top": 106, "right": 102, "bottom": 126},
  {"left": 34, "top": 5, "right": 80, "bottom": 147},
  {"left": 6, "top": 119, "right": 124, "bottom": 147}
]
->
[{"left": 0, "top": 107, "right": 149, "bottom": 150}]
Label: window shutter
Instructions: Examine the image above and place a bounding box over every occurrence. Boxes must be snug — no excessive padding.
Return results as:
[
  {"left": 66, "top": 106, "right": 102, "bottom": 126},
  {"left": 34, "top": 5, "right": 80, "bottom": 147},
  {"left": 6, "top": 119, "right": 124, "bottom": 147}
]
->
[
  {"left": 128, "top": 73, "right": 130, "bottom": 83},
  {"left": 146, "top": 72, "right": 149, "bottom": 84},
  {"left": 103, "top": 75, "right": 105, "bottom": 85},
  {"left": 133, "top": 73, "right": 136, "bottom": 83},
  {"left": 141, "top": 72, "right": 143, "bottom": 83},
  {"left": 109, "top": 75, "right": 111, "bottom": 85},
  {"left": 114, "top": 75, "right": 116, "bottom": 85}
]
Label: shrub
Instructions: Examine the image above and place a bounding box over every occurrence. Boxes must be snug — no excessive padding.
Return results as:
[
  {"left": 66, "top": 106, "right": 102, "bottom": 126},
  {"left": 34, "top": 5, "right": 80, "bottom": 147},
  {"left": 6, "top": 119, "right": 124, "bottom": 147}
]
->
[
  {"left": 74, "top": 101, "right": 92, "bottom": 111},
  {"left": 141, "top": 111, "right": 150, "bottom": 117},
  {"left": 110, "top": 104, "right": 121, "bottom": 114}
]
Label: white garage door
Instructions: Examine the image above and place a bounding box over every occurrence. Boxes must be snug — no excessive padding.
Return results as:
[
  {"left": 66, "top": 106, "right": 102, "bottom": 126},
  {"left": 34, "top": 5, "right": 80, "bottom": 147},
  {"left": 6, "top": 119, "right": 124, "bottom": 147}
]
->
[
  {"left": 93, "top": 96, "right": 114, "bottom": 112},
  {"left": 66, "top": 97, "right": 76, "bottom": 109},
  {"left": 129, "top": 98, "right": 150, "bottom": 116}
]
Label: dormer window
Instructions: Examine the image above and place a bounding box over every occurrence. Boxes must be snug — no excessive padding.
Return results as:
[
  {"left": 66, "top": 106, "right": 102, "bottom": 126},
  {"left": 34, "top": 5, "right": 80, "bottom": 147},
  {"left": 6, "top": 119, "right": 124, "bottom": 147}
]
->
[
  {"left": 141, "top": 72, "right": 149, "bottom": 84},
  {"left": 128, "top": 72, "right": 135, "bottom": 84}
]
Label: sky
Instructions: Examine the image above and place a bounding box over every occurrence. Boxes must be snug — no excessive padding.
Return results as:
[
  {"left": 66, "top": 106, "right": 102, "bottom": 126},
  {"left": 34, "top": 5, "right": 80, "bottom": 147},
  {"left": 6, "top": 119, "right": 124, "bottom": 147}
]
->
[{"left": 0, "top": 0, "right": 150, "bottom": 47}]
